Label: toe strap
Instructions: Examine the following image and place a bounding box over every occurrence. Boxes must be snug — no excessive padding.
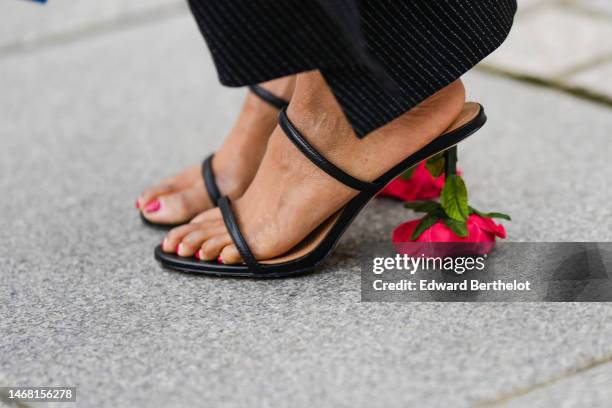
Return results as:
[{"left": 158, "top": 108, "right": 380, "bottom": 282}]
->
[
  {"left": 202, "top": 154, "right": 221, "bottom": 206},
  {"left": 217, "top": 197, "right": 261, "bottom": 273}
]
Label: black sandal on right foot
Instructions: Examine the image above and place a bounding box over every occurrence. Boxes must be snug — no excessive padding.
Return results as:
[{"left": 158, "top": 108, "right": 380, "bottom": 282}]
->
[{"left": 155, "top": 102, "right": 486, "bottom": 277}]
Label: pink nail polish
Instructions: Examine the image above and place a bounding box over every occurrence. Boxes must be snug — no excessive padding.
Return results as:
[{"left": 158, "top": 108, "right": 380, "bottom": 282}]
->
[
  {"left": 175, "top": 244, "right": 180, "bottom": 254},
  {"left": 135, "top": 199, "right": 140, "bottom": 209},
  {"left": 217, "top": 255, "right": 223, "bottom": 264},
  {"left": 144, "top": 200, "right": 160, "bottom": 213},
  {"left": 195, "top": 250, "right": 201, "bottom": 260}
]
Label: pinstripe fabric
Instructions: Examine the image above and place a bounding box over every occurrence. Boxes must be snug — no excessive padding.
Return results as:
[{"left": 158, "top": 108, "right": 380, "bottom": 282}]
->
[{"left": 187, "top": 0, "right": 516, "bottom": 138}]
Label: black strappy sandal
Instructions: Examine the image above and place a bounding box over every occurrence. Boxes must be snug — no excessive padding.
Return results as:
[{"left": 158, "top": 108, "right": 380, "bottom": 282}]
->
[
  {"left": 155, "top": 102, "right": 486, "bottom": 277},
  {"left": 141, "top": 85, "right": 289, "bottom": 229}
]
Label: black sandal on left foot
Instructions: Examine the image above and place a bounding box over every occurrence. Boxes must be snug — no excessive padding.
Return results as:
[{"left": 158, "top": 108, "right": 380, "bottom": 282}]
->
[{"left": 154, "top": 102, "right": 486, "bottom": 277}]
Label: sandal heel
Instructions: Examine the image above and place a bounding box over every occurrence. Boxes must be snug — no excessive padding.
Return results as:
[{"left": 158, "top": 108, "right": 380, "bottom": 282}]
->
[{"left": 443, "top": 145, "right": 458, "bottom": 177}]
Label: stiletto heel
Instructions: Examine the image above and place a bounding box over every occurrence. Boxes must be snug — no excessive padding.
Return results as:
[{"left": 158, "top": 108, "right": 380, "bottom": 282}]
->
[
  {"left": 443, "top": 145, "right": 458, "bottom": 177},
  {"left": 155, "top": 102, "right": 487, "bottom": 277}
]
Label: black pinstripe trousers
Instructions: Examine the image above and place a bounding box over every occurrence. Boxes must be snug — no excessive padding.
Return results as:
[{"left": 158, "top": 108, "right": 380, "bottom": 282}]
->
[{"left": 187, "top": 0, "right": 517, "bottom": 138}]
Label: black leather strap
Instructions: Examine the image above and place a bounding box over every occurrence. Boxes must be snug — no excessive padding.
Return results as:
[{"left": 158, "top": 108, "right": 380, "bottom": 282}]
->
[
  {"left": 249, "top": 85, "right": 289, "bottom": 110},
  {"left": 217, "top": 197, "right": 261, "bottom": 273},
  {"left": 201, "top": 154, "right": 221, "bottom": 206},
  {"left": 278, "top": 107, "right": 381, "bottom": 193}
]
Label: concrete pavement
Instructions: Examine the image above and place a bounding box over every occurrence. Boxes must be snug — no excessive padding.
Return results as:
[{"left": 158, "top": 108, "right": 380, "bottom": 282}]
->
[{"left": 1, "top": 2, "right": 612, "bottom": 407}]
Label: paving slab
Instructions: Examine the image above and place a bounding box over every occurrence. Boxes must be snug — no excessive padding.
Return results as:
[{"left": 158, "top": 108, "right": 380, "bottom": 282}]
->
[
  {"left": 568, "top": 61, "right": 612, "bottom": 96},
  {"left": 1, "top": 13, "right": 612, "bottom": 408},
  {"left": 482, "top": 5, "right": 612, "bottom": 78},
  {"left": 516, "top": 0, "right": 558, "bottom": 13},
  {"left": 0, "top": 0, "right": 185, "bottom": 53},
  {"left": 498, "top": 360, "right": 612, "bottom": 408},
  {"left": 576, "top": 0, "right": 612, "bottom": 15}
]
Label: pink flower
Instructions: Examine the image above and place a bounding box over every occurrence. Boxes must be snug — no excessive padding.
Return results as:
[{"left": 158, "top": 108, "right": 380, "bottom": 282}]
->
[
  {"left": 392, "top": 214, "right": 506, "bottom": 257},
  {"left": 378, "top": 161, "right": 461, "bottom": 201}
]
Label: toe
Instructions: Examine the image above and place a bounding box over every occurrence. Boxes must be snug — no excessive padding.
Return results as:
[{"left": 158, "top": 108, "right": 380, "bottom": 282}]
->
[
  {"left": 138, "top": 184, "right": 175, "bottom": 209},
  {"left": 138, "top": 164, "right": 201, "bottom": 209},
  {"left": 200, "top": 233, "right": 232, "bottom": 261},
  {"left": 162, "top": 223, "right": 201, "bottom": 253},
  {"left": 178, "top": 223, "right": 227, "bottom": 257},
  {"left": 142, "top": 185, "right": 210, "bottom": 225},
  {"left": 219, "top": 244, "right": 242, "bottom": 264},
  {"left": 190, "top": 207, "right": 223, "bottom": 224}
]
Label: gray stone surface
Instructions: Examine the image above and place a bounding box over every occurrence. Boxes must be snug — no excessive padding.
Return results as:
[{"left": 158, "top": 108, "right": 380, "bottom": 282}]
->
[
  {"left": 0, "top": 0, "right": 185, "bottom": 53},
  {"left": 482, "top": 5, "right": 612, "bottom": 77},
  {"left": 516, "top": 0, "right": 556, "bottom": 14},
  {"left": 568, "top": 61, "right": 612, "bottom": 96},
  {"left": 499, "top": 361, "right": 612, "bottom": 408},
  {"left": 460, "top": 72, "right": 612, "bottom": 242},
  {"left": 1, "top": 10, "right": 612, "bottom": 408},
  {"left": 577, "top": 0, "right": 612, "bottom": 14}
]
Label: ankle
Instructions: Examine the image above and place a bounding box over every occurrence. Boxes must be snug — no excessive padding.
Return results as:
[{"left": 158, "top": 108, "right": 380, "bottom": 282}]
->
[
  {"left": 242, "top": 75, "right": 296, "bottom": 120},
  {"left": 283, "top": 76, "right": 467, "bottom": 182},
  {"left": 260, "top": 75, "right": 296, "bottom": 102},
  {"left": 286, "top": 72, "right": 356, "bottom": 158}
]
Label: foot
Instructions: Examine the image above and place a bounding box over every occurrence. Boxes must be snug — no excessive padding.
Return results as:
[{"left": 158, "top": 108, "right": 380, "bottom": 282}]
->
[
  {"left": 162, "top": 72, "right": 466, "bottom": 262},
  {"left": 137, "top": 76, "right": 295, "bottom": 225}
]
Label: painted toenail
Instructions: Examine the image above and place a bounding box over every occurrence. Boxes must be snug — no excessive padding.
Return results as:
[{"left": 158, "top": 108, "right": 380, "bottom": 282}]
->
[
  {"left": 144, "top": 200, "right": 160, "bottom": 213},
  {"left": 195, "top": 250, "right": 201, "bottom": 260},
  {"left": 217, "top": 255, "right": 223, "bottom": 264},
  {"left": 175, "top": 244, "right": 180, "bottom": 254}
]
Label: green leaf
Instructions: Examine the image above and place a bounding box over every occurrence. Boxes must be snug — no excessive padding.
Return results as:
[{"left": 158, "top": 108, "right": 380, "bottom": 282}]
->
[
  {"left": 469, "top": 206, "right": 512, "bottom": 221},
  {"left": 443, "top": 218, "right": 469, "bottom": 237},
  {"left": 440, "top": 175, "right": 469, "bottom": 222},
  {"left": 404, "top": 200, "right": 442, "bottom": 214},
  {"left": 399, "top": 166, "right": 416, "bottom": 180},
  {"left": 411, "top": 214, "right": 440, "bottom": 240},
  {"left": 425, "top": 153, "right": 446, "bottom": 177},
  {"left": 482, "top": 212, "right": 512, "bottom": 221}
]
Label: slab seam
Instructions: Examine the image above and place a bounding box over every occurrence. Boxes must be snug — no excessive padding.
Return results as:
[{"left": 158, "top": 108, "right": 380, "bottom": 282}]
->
[
  {"left": 472, "top": 354, "right": 612, "bottom": 407},
  {"left": 475, "top": 64, "right": 612, "bottom": 111}
]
